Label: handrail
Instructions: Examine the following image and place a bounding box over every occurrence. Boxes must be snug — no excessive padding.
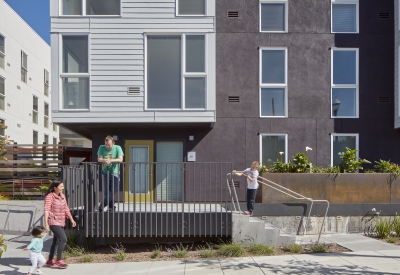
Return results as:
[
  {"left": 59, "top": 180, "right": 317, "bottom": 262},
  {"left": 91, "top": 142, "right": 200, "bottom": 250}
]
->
[
  {"left": 226, "top": 173, "right": 241, "bottom": 213},
  {"left": 257, "top": 175, "right": 329, "bottom": 242},
  {"left": 0, "top": 204, "right": 38, "bottom": 236}
]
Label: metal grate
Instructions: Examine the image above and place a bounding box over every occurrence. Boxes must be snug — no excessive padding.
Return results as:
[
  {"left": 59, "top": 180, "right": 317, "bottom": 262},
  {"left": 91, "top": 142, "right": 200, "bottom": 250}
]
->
[
  {"left": 379, "top": 13, "right": 389, "bottom": 19},
  {"left": 127, "top": 87, "right": 141, "bottom": 95},
  {"left": 378, "top": 96, "right": 389, "bottom": 103},
  {"left": 233, "top": 181, "right": 239, "bottom": 188},
  {"left": 228, "top": 11, "right": 239, "bottom": 18},
  {"left": 228, "top": 96, "right": 240, "bottom": 102}
]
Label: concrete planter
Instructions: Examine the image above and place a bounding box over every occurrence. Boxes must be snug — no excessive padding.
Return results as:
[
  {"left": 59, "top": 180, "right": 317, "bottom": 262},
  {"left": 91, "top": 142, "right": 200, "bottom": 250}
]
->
[{"left": 259, "top": 173, "right": 400, "bottom": 204}]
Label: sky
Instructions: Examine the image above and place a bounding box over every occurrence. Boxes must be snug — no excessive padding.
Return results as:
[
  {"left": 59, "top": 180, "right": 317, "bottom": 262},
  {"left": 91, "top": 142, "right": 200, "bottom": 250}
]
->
[{"left": 4, "top": 0, "right": 50, "bottom": 45}]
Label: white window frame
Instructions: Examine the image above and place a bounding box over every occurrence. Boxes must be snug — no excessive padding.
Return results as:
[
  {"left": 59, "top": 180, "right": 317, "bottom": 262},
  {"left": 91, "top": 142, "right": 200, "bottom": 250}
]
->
[
  {"left": 0, "top": 118, "right": 5, "bottom": 137},
  {"left": 59, "top": 0, "right": 122, "bottom": 17},
  {"left": 176, "top": 0, "right": 207, "bottom": 16},
  {"left": 33, "top": 130, "right": 39, "bottom": 144},
  {"left": 44, "top": 69, "right": 49, "bottom": 96},
  {"left": 0, "top": 34, "right": 5, "bottom": 70},
  {"left": 44, "top": 102, "right": 49, "bottom": 128},
  {"left": 331, "top": 48, "right": 359, "bottom": 118},
  {"left": 259, "top": 133, "right": 288, "bottom": 165},
  {"left": 259, "top": 47, "right": 288, "bottom": 118},
  {"left": 44, "top": 134, "right": 49, "bottom": 145},
  {"left": 59, "top": 33, "right": 90, "bottom": 111},
  {"left": 144, "top": 33, "right": 208, "bottom": 110},
  {"left": 331, "top": 0, "right": 359, "bottom": 34},
  {"left": 331, "top": 133, "right": 359, "bottom": 166},
  {"left": 259, "top": 0, "right": 288, "bottom": 33},
  {"left": 0, "top": 76, "right": 5, "bottom": 111},
  {"left": 33, "top": 95, "right": 39, "bottom": 124},
  {"left": 21, "top": 51, "right": 28, "bottom": 83},
  {"left": 53, "top": 137, "right": 58, "bottom": 145},
  {"left": 53, "top": 123, "right": 57, "bottom": 132}
]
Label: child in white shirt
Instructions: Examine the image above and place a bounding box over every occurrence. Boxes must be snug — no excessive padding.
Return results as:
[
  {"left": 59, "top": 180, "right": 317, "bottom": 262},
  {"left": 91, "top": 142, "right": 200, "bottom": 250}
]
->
[{"left": 23, "top": 226, "right": 47, "bottom": 275}]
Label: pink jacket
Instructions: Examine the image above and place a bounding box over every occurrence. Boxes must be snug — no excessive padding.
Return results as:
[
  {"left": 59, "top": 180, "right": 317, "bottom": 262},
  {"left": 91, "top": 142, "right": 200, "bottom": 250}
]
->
[{"left": 44, "top": 192, "right": 72, "bottom": 227}]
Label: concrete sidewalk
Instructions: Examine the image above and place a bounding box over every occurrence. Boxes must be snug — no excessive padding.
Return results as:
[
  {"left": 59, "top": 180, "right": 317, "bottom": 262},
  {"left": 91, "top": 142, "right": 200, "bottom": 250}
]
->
[{"left": 1, "top": 233, "right": 400, "bottom": 275}]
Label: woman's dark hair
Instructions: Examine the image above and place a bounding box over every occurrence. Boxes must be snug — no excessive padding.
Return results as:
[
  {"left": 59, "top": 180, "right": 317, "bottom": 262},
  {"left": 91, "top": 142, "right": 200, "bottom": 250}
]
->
[
  {"left": 45, "top": 178, "right": 64, "bottom": 196},
  {"left": 31, "top": 225, "right": 46, "bottom": 237}
]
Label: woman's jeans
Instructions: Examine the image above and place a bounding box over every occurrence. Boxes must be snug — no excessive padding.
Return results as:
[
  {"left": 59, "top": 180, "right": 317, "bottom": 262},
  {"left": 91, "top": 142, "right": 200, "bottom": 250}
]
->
[
  {"left": 102, "top": 173, "right": 119, "bottom": 210},
  {"left": 49, "top": 225, "right": 67, "bottom": 260}
]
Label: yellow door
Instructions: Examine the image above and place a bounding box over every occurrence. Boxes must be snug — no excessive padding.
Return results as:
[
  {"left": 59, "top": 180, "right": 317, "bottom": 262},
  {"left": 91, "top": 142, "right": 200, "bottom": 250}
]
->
[{"left": 124, "top": 140, "right": 154, "bottom": 202}]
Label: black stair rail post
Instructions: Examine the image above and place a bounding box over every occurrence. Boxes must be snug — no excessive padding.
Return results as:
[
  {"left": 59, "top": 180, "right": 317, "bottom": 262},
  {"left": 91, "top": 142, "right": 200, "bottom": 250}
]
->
[
  {"left": 42, "top": 142, "right": 47, "bottom": 177},
  {"left": 12, "top": 142, "right": 17, "bottom": 178},
  {"left": 58, "top": 142, "right": 63, "bottom": 178}
]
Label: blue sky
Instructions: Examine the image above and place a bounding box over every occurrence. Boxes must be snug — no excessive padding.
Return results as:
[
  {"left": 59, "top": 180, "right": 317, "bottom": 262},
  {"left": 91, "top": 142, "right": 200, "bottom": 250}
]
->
[{"left": 5, "top": 0, "right": 50, "bottom": 45}]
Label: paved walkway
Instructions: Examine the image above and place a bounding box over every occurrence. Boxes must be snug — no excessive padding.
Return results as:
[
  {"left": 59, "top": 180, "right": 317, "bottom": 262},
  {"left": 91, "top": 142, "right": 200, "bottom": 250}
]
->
[{"left": 1, "top": 233, "right": 400, "bottom": 274}]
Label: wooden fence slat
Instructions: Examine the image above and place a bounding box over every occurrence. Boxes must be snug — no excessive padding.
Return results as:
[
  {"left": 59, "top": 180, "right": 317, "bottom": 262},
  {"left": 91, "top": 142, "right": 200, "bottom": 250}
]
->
[
  {"left": 0, "top": 160, "right": 62, "bottom": 164},
  {"left": 0, "top": 168, "right": 61, "bottom": 172}
]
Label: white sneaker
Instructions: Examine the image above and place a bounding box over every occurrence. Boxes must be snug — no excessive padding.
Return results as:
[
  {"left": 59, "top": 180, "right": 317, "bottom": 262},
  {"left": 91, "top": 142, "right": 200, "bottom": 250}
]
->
[{"left": 35, "top": 269, "right": 43, "bottom": 274}]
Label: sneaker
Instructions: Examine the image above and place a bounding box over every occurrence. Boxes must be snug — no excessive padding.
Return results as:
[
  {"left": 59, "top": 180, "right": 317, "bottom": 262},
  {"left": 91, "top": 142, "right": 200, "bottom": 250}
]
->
[
  {"left": 35, "top": 269, "right": 43, "bottom": 274},
  {"left": 249, "top": 213, "right": 253, "bottom": 217},
  {"left": 243, "top": 210, "right": 250, "bottom": 215},
  {"left": 55, "top": 260, "right": 68, "bottom": 269},
  {"left": 45, "top": 259, "right": 55, "bottom": 267}
]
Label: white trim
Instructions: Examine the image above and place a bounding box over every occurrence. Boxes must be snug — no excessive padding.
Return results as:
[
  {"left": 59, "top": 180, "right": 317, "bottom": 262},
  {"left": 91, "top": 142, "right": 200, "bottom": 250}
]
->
[
  {"left": 330, "top": 48, "right": 359, "bottom": 118},
  {"left": 331, "top": 0, "right": 359, "bottom": 34},
  {"left": 398, "top": 45, "right": 400, "bottom": 118},
  {"left": 259, "top": 47, "right": 288, "bottom": 118},
  {"left": 176, "top": 0, "right": 207, "bottom": 17},
  {"left": 259, "top": 0, "right": 288, "bottom": 33},
  {"left": 330, "top": 133, "right": 359, "bottom": 166},
  {"left": 259, "top": 133, "right": 288, "bottom": 165},
  {"left": 0, "top": 33, "right": 5, "bottom": 56},
  {"left": 59, "top": 0, "right": 121, "bottom": 16}
]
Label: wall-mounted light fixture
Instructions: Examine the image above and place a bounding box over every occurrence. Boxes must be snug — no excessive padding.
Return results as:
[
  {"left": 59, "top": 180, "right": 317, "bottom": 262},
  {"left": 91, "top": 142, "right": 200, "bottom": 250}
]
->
[{"left": 189, "top": 135, "right": 194, "bottom": 141}]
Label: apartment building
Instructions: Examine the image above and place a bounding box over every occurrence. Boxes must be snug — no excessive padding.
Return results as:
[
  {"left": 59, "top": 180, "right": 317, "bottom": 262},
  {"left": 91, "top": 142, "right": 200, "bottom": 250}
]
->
[{"left": 0, "top": 0, "right": 59, "bottom": 145}]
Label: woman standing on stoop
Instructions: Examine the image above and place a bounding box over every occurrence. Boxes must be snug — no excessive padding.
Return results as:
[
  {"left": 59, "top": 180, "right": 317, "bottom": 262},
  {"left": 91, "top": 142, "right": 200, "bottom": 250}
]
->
[{"left": 44, "top": 179, "right": 76, "bottom": 269}]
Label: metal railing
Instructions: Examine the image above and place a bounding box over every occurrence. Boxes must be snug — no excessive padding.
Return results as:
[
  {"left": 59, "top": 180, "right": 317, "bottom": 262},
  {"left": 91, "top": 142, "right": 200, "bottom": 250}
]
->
[
  {"left": 257, "top": 175, "right": 329, "bottom": 242},
  {"left": 62, "top": 162, "right": 236, "bottom": 238}
]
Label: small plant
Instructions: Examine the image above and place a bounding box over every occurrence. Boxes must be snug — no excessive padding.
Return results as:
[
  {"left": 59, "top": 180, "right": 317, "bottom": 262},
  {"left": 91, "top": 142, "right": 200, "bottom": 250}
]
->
[
  {"left": 65, "top": 229, "right": 80, "bottom": 248},
  {"left": 376, "top": 218, "right": 392, "bottom": 239},
  {"left": 292, "top": 151, "right": 312, "bottom": 173},
  {"left": 172, "top": 243, "right": 189, "bottom": 258},
  {"left": 0, "top": 236, "right": 7, "bottom": 258},
  {"left": 217, "top": 242, "right": 245, "bottom": 257},
  {"left": 149, "top": 244, "right": 162, "bottom": 259},
  {"left": 198, "top": 249, "right": 214, "bottom": 258},
  {"left": 282, "top": 243, "right": 304, "bottom": 254},
  {"left": 374, "top": 160, "right": 400, "bottom": 182},
  {"left": 64, "top": 244, "right": 85, "bottom": 257},
  {"left": 338, "top": 147, "right": 370, "bottom": 173},
  {"left": 81, "top": 254, "right": 94, "bottom": 262},
  {"left": 111, "top": 243, "right": 126, "bottom": 261},
  {"left": 393, "top": 216, "right": 400, "bottom": 237},
  {"left": 246, "top": 244, "right": 274, "bottom": 255},
  {"left": 386, "top": 236, "right": 398, "bottom": 244},
  {"left": 272, "top": 160, "right": 293, "bottom": 173},
  {"left": 83, "top": 236, "right": 95, "bottom": 251},
  {"left": 34, "top": 183, "right": 50, "bottom": 197},
  {"left": 309, "top": 242, "right": 328, "bottom": 253}
]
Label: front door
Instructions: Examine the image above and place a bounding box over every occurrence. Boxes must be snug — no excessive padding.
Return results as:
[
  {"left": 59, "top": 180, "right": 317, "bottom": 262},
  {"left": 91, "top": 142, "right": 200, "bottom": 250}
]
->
[{"left": 124, "top": 140, "right": 154, "bottom": 202}]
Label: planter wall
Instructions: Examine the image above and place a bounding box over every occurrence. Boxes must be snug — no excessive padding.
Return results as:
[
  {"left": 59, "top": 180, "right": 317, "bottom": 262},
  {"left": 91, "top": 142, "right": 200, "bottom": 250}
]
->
[{"left": 259, "top": 173, "right": 400, "bottom": 204}]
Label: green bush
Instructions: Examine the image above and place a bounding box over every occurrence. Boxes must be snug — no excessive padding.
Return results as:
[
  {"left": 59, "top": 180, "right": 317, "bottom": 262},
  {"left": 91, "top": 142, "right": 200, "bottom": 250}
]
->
[
  {"left": 83, "top": 236, "right": 95, "bottom": 251},
  {"left": 217, "top": 242, "right": 245, "bottom": 257},
  {"left": 81, "top": 254, "right": 94, "bottom": 262},
  {"left": 393, "top": 216, "right": 400, "bottom": 237},
  {"left": 246, "top": 244, "right": 274, "bottom": 255},
  {"left": 376, "top": 218, "right": 391, "bottom": 239},
  {"left": 282, "top": 243, "right": 304, "bottom": 254},
  {"left": 198, "top": 249, "right": 214, "bottom": 258},
  {"left": 0, "top": 236, "right": 7, "bottom": 258},
  {"left": 309, "top": 243, "right": 328, "bottom": 253},
  {"left": 374, "top": 160, "right": 400, "bottom": 181},
  {"left": 386, "top": 236, "right": 397, "bottom": 244},
  {"left": 64, "top": 244, "right": 85, "bottom": 257},
  {"left": 292, "top": 153, "right": 312, "bottom": 173},
  {"left": 111, "top": 243, "right": 126, "bottom": 261},
  {"left": 149, "top": 244, "right": 162, "bottom": 259},
  {"left": 172, "top": 244, "right": 189, "bottom": 258},
  {"left": 338, "top": 147, "right": 370, "bottom": 173}
]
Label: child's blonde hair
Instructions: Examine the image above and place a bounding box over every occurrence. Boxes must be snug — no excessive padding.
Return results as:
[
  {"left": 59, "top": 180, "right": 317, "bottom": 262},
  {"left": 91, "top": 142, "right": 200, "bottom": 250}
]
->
[{"left": 252, "top": 161, "right": 260, "bottom": 168}]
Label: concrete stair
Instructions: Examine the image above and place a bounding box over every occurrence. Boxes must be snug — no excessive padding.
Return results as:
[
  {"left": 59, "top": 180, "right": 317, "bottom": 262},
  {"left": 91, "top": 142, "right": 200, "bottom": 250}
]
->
[{"left": 232, "top": 213, "right": 295, "bottom": 246}]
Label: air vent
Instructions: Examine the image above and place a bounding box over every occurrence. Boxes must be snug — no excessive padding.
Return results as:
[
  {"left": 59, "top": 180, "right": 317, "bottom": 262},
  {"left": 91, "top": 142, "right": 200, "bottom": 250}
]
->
[
  {"left": 29, "top": 77, "right": 32, "bottom": 81},
  {"left": 17, "top": 85, "right": 21, "bottom": 90},
  {"left": 378, "top": 96, "right": 389, "bottom": 103},
  {"left": 7, "top": 63, "right": 10, "bottom": 67},
  {"left": 17, "top": 123, "right": 21, "bottom": 128},
  {"left": 228, "top": 96, "right": 240, "bottom": 103},
  {"left": 228, "top": 11, "right": 239, "bottom": 18},
  {"left": 127, "top": 87, "right": 141, "bottom": 95},
  {"left": 233, "top": 181, "right": 239, "bottom": 188},
  {"left": 7, "top": 103, "right": 10, "bottom": 107},
  {"left": 379, "top": 13, "right": 389, "bottom": 19}
]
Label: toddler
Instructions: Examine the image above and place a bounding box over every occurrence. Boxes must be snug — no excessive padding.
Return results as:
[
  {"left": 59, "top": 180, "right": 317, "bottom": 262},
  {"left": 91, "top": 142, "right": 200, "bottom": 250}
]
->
[{"left": 23, "top": 226, "right": 47, "bottom": 275}]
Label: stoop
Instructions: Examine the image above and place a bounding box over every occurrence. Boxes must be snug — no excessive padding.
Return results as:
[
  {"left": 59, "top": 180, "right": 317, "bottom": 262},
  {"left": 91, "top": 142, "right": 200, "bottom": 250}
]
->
[{"left": 232, "top": 213, "right": 295, "bottom": 246}]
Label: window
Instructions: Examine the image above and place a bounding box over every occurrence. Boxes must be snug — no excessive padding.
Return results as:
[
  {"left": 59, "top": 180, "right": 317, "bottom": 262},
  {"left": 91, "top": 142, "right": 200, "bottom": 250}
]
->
[
  {"left": 260, "top": 48, "right": 287, "bottom": 117},
  {"left": 33, "top": 130, "right": 38, "bottom": 144},
  {"left": 0, "top": 35, "right": 4, "bottom": 69},
  {"left": 331, "top": 0, "right": 358, "bottom": 33},
  {"left": 260, "top": 0, "right": 288, "bottom": 32},
  {"left": 44, "top": 69, "right": 49, "bottom": 96},
  {"left": 44, "top": 134, "right": 49, "bottom": 144},
  {"left": 21, "top": 51, "right": 28, "bottom": 83},
  {"left": 0, "top": 77, "right": 4, "bottom": 110},
  {"left": 260, "top": 134, "right": 287, "bottom": 167},
  {"left": 147, "top": 34, "right": 206, "bottom": 109},
  {"left": 331, "top": 134, "right": 358, "bottom": 166},
  {"left": 44, "top": 103, "right": 49, "bottom": 128},
  {"left": 331, "top": 48, "right": 358, "bottom": 118},
  {"left": 61, "top": 0, "right": 120, "bottom": 15},
  {"left": 32, "top": 96, "right": 38, "bottom": 124},
  {"left": 177, "top": 0, "right": 206, "bottom": 15},
  {"left": 0, "top": 119, "right": 5, "bottom": 137},
  {"left": 61, "top": 35, "right": 89, "bottom": 109},
  {"left": 53, "top": 137, "right": 57, "bottom": 145},
  {"left": 53, "top": 123, "right": 57, "bottom": 132}
]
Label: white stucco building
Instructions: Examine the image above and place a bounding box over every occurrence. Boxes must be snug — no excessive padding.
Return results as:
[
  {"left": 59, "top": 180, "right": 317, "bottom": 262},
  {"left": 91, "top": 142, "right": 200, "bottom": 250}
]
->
[{"left": 0, "top": 0, "right": 59, "bottom": 144}]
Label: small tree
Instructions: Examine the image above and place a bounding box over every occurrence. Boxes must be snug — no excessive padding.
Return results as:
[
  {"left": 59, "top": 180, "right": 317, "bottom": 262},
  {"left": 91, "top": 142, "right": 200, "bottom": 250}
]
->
[{"left": 338, "top": 147, "right": 370, "bottom": 173}]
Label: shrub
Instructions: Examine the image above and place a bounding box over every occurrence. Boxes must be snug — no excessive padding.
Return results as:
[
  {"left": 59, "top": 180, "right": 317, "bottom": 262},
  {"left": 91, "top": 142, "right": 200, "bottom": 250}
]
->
[
  {"left": 393, "top": 216, "right": 400, "bottom": 237},
  {"left": 65, "top": 230, "right": 80, "bottom": 247},
  {"left": 83, "top": 236, "right": 95, "bottom": 251},
  {"left": 374, "top": 160, "right": 400, "bottom": 181},
  {"left": 246, "top": 244, "right": 274, "bottom": 255},
  {"left": 309, "top": 243, "right": 328, "bottom": 253},
  {"left": 386, "top": 236, "right": 398, "bottom": 244},
  {"left": 0, "top": 236, "right": 7, "bottom": 258},
  {"left": 217, "top": 242, "right": 245, "bottom": 257},
  {"left": 111, "top": 243, "right": 126, "bottom": 261},
  {"left": 64, "top": 244, "right": 85, "bottom": 257},
  {"left": 172, "top": 244, "right": 189, "bottom": 258},
  {"left": 376, "top": 218, "right": 391, "bottom": 239},
  {"left": 149, "top": 244, "right": 162, "bottom": 259},
  {"left": 292, "top": 153, "right": 312, "bottom": 173},
  {"left": 198, "top": 249, "right": 214, "bottom": 258},
  {"left": 81, "top": 254, "right": 94, "bottom": 262},
  {"left": 282, "top": 243, "right": 303, "bottom": 254},
  {"left": 338, "top": 147, "right": 370, "bottom": 173}
]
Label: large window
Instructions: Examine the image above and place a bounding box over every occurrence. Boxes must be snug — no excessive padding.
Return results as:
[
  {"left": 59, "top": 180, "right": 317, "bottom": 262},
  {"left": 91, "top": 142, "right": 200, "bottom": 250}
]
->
[
  {"left": 44, "top": 134, "right": 49, "bottom": 144},
  {"left": 0, "top": 35, "right": 4, "bottom": 69},
  {"left": 21, "top": 51, "right": 28, "bottom": 83},
  {"left": 61, "top": 0, "right": 120, "bottom": 15},
  {"left": 0, "top": 119, "right": 5, "bottom": 137},
  {"left": 32, "top": 96, "right": 38, "bottom": 124},
  {"left": 44, "top": 69, "right": 49, "bottom": 96},
  {"left": 33, "top": 131, "right": 38, "bottom": 144},
  {"left": 147, "top": 34, "right": 206, "bottom": 109},
  {"left": 260, "top": 48, "right": 287, "bottom": 117},
  {"left": 177, "top": 0, "right": 206, "bottom": 15},
  {"left": 260, "top": 134, "right": 287, "bottom": 167},
  {"left": 260, "top": 0, "right": 288, "bottom": 32},
  {"left": 44, "top": 103, "right": 49, "bottom": 128},
  {"left": 331, "top": 134, "right": 358, "bottom": 166},
  {"left": 53, "top": 123, "right": 58, "bottom": 132},
  {"left": 0, "top": 77, "right": 4, "bottom": 111},
  {"left": 53, "top": 137, "right": 57, "bottom": 145},
  {"left": 331, "top": 48, "right": 358, "bottom": 118},
  {"left": 331, "top": 0, "right": 358, "bottom": 33},
  {"left": 61, "top": 35, "right": 89, "bottom": 109}
]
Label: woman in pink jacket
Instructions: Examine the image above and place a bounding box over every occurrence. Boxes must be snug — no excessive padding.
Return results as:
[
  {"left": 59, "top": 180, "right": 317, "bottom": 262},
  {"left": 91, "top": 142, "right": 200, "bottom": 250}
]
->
[{"left": 44, "top": 179, "right": 76, "bottom": 269}]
